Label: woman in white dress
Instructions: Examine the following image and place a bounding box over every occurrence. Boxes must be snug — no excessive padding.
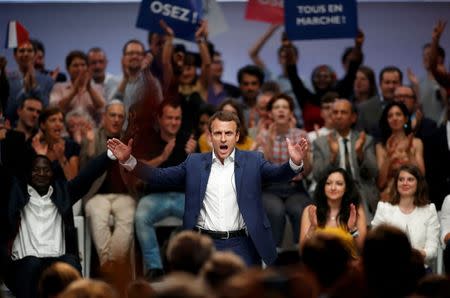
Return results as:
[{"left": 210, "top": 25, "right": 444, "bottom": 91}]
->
[{"left": 371, "top": 164, "right": 440, "bottom": 265}]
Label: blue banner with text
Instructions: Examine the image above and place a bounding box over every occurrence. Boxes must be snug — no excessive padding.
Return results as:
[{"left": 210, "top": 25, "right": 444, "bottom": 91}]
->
[{"left": 285, "top": 0, "right": 357, "bottom": 40}]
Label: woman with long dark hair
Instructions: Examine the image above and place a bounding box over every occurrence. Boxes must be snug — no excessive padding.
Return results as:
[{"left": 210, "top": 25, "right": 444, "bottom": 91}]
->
[
  {"left": 300, "top": 167, "right": 367, "bottom": 257},
  {"left": 376, "top": 101, "right": 425, "bottom": 200}
]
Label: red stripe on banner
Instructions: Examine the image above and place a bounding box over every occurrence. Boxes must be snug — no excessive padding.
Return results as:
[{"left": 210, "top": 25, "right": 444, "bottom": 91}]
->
[{"left": 245, "top": 0, "right": 284, "bottom": 24}]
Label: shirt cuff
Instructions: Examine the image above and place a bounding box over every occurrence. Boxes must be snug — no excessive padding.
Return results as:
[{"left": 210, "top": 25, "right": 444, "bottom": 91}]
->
[
  {"left": 120, "top": 155, "right": 137, "bottom": 171},
  {"left": 106, "top": 149, "right": 117, "bottom": 160},
  {"left": 289, "top": 159, "right": 304, "bottom": 173}
]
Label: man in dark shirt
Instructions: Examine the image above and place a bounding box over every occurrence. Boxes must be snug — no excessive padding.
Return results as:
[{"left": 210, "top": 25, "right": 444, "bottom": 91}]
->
[{"left": 134, "top": 100, "right": 196, "bottom": 280}]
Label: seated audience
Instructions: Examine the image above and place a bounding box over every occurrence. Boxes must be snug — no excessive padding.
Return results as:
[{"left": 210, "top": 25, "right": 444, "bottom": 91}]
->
[
  {"left": 393, "top": 85, "right": 437, "bottom": 140},
  {"left": 300, "top": 167, "right": 366, "bottom": 256},
  {"left": 65, "top": 107, "right": 95, "bottom": 145},
  {"left": 376, "top": 102, "right": 425, "bottom": 200},
  {"left": 1, "top": 152, "right": 113, "bottom": 298},
  {"left": 356, "top": 66, "right": 403, "bottom": 140},
  {"left": 313, "top": 99, "right": 378, "bottom": 217},
  {"left": 87, "top": 47, "right": 120, "bottom": 101},
  {"left": 134, "top": 100, "right": 196, "bottom": 280},
  {"left": 285, "top": 32, "right": 364, "bottom": 131},
  {"left": 81, "top": 100, "right": 135, "bottom": 291},
  {"left": 5, "top": 41, "right": 53, "bottom": 124},
  {"left": 33, "top": 107, "right": 80, "bottom": 180},
  {"left": 257, "top": 93, "right": 312, "bottom": 249},
  {"left": 371, "top": 164, "right": 440, "bottom": 266},
  {"left": 50, "top": 50, "right": 105, "bottom": 124}
]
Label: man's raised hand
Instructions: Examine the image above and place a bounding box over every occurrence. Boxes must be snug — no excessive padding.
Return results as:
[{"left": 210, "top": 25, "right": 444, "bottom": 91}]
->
[
  {"left": 286, "top": 137, "right": 308, "bottom": 166},
  {"left": 107, "top": 138, "right": 133, "bottom": 163}
]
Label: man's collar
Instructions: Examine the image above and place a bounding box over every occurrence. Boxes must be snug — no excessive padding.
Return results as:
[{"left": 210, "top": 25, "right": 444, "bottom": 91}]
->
[
  {"left": 27, "top": 185, "right": 53, "bottom": 199},
  {"left": 212, "top": 148, "right": 236, "bottom": 164}
]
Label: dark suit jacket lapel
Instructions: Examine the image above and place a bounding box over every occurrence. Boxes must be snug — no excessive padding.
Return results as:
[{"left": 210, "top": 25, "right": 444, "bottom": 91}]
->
[{"left": 200, "top": 153, "right": 212, "bottom": 204}]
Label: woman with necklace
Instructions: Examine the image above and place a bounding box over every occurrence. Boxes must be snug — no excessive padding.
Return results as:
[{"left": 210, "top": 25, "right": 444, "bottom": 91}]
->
[
  {"left": 376, "top": 101, "right": 425, "bottom": 201},
  {"left": 299, "top": 168, "right": 367, "bottom": 257},
  {"left": 371, "top": 164, "right": 439, "bottom": 266}
]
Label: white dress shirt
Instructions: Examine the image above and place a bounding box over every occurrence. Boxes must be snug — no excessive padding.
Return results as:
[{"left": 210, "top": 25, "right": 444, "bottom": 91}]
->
[
  {"left": 197, "top": 150, "right": 245, "bottom": 231},
  {"left": 12, "top": 185, "right": 65, "bottom": 260},
  {"left": 120, "top": 149, "right": 304, "bottom": 232}
]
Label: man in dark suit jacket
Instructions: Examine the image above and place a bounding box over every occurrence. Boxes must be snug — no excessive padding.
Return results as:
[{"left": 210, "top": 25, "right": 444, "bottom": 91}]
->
[
  {"left": 108, "top": 111, "right": 308, "bottom": 266},
  {"left": 425, "top": 118, "right": 450, "bottom": 210}
]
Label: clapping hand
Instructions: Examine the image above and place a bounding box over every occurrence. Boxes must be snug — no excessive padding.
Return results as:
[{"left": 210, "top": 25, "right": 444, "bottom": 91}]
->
[
  {"left": 286, "top": 136, "right": 308, "bottom": 166},
  {"left": 107, "top": 138, "right": 133, "bottom": 163},
  {"left": 347, "top": 203, "right": 357, "bottom": 231},
  {"left": 308, "top": 205, "right": 318, "bottom": 229},
  {"left": 355, "top": 131, "right": 366, "bottom": 160}
]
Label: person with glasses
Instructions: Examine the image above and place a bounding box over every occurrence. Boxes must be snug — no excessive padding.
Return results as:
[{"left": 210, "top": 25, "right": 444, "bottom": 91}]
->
[
  {"left": 113, "top": 39, "right": 160, "bottom": 112},
  {"left": 393, "top": 85, "right": 437, "bottom": 140},
  {"left": 5, "top": 41, "right": 53, "bottom": 125}
]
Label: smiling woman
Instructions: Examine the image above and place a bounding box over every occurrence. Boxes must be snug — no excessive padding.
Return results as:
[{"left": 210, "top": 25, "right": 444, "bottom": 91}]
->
[
  {"left": 371, "top": 164, "right": 440, "bottom": 266},
  {"left": 32, "top": 107, "right": 80, "bottom": 181},
  {"left": 299, "top": 167, "right": 367, "bottom": 257}
]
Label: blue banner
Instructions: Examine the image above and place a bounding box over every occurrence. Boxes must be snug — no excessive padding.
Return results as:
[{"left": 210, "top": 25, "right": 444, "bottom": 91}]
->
[
  {"left": 284, "top": 0, "right": 358, "bottom": 40},
  {"left": 136, "top": 0, "right": 203, "bottom": 41}
]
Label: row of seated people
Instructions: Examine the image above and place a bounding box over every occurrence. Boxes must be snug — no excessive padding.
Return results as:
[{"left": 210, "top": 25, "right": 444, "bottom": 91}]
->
[
  {"left": 0, "top": 20, "right": 449, "bottom": 297},
  {"left": 10, "top": 224, "right": 450, "bottom": 298},
  {"left": 0, "top": 90, "right": 449, "bottom": 294}
]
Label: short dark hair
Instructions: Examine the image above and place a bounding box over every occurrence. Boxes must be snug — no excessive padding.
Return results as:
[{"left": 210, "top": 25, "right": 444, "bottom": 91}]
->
[
  {"left": 379, "top": 66, "right": 403, "bottom": 85},
  {"left": 389, "top": 164, "right": 430, "bottom": 207},
  {"left": 237, "top": 65, "right": 264, "bottom": 85},
  {"left": 157, "top": 100, "right": 182, "bottom": 118},
  {"left": 30, "top": 39, "right": 45, "bottom": 54},
  {"left": 39, "top": 107, "right": 63, "bottom": 126},
  {"left": 87, "top": 47, "right": 104, "bottom": 55},
  {"left": 122, "top": 39, "right": 145, "bottom": 56},
  {"left": 19, "top": 96, "right": 43, "bottom": 109},
  {"left": 65, "top": 50, "right": 87, "bottom": 69},
  {"left": 208, "top": 110, "right": 241, "bottom": 134},
  {"left": 267, "top": 93, "right": 295, "bottom": 112},
  {"left": 320, "top": 91, "right": 339, "bottom": 105}
]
